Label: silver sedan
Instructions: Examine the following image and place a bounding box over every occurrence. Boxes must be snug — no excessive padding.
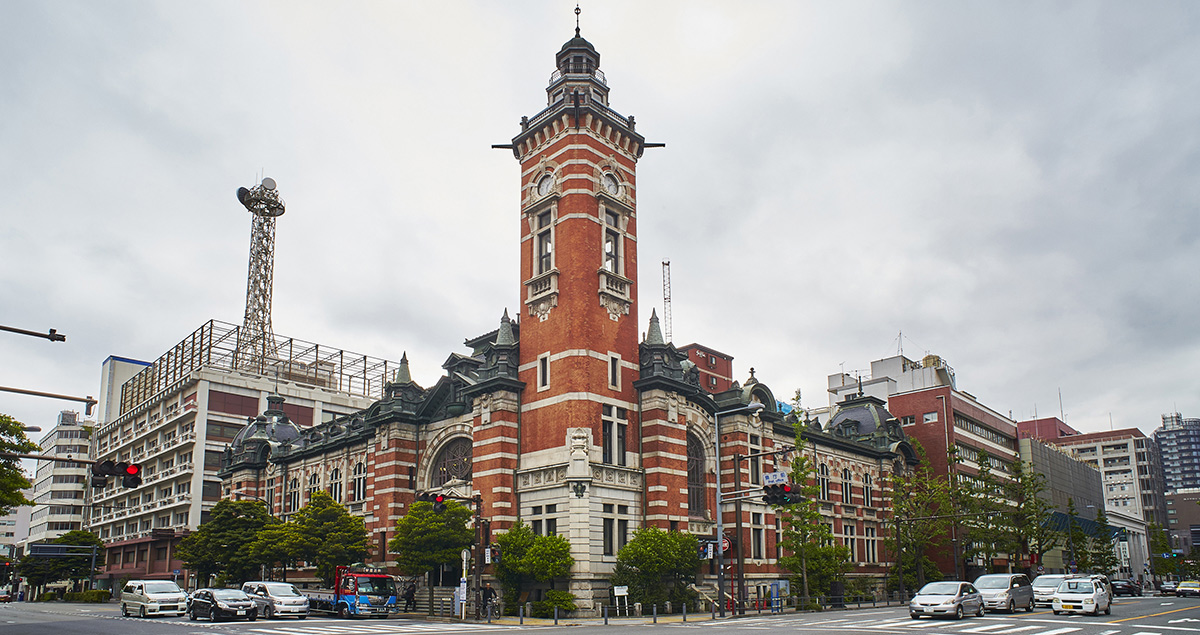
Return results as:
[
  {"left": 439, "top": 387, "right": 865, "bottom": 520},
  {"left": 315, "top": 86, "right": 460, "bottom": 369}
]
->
[{"left": 910, "top": 581, "right": 985, "bottom": 620}]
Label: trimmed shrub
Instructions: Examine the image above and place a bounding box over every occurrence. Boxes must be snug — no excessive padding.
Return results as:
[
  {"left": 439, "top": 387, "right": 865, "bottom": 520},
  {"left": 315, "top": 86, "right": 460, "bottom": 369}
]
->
[
  {"left": 531, "top": 589, "right": 576, "bottom": 618},
  {"left": 64, "top": 590, "right": 110, "bottom": 603}
]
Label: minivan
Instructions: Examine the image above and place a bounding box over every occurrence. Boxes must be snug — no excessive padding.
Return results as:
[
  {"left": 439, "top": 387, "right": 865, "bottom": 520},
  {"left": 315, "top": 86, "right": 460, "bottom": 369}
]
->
[
  {"left": 240, "top": 581, "right": 310, "bottom": 619},
  {"left": 120, "top": 579, "right": 188, "bottom": 618},
  {"left": 974, "top": 573, "right": 1034, "bottom": 613}
]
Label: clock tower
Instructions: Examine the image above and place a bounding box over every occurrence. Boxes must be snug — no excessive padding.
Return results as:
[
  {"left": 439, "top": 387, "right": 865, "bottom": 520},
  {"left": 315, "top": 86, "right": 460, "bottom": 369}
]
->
[{"left": 509, "top": 25, "right": 648, "bottom": 602}]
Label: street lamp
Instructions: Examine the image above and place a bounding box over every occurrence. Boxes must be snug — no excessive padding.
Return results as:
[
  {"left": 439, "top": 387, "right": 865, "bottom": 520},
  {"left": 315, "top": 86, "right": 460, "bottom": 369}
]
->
[{"left": 713, "top": 399, "right": 765, "bottom": 618}]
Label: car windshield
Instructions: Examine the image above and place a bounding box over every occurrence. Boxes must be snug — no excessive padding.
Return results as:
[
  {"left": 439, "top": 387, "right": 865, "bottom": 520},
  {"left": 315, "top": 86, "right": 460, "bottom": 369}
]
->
[
  {"left": 354, "top": 577, "right": 396, "bottom": 596},
  {"left": 212, "top": 589, "right": 246, "bottom": 600},
  {"left": 1058, "top": 580, "right": 1094, "bottom": 593},
  {"left": 1181, "top": 582, "right": 1199, "bottom": 588},
  {"left": 974, "top": 577, "right": 1010, "bottom": 589},
  {"left": 1033, "top": 576, "right": 1067, "bottom": 588},
  {"left": 145, "top": 582, "right": 181, "bottom": 594},
  {"left": 919, "top": 582, "right": 961, "bottom": 595},
  {"left": 264, "top": 583, "right": 302, "bottom": 596}
]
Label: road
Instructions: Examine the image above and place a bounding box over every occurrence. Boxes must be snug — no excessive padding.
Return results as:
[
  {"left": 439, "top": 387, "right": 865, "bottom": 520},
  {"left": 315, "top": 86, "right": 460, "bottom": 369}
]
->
[{"left": 3, "top": 595, "right": 1200, "bottom": 635}]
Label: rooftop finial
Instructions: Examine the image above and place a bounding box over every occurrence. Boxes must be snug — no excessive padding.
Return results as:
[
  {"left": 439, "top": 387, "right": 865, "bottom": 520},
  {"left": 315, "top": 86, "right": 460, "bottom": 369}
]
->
[{"left": 575, "top": 3, "right": 581, "bottom": 37}]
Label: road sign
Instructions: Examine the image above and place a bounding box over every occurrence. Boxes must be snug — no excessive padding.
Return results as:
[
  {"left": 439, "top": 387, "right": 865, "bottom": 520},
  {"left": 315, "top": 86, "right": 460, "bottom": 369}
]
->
[
  {"left": 763, "top": 471, "right": 788, "bottom": 486},
  {"left": 722, "top": 536, "right": 731, "bottom": 552}
]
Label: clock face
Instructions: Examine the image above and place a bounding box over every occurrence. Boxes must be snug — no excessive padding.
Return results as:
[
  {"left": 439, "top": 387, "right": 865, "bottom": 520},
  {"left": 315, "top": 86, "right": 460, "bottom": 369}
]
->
[
  {"left": 537, "top": 175, "right": 554, "bottom": 197},
  {"left": 602, "top": 173, "right": 620, "bottom": 195}
]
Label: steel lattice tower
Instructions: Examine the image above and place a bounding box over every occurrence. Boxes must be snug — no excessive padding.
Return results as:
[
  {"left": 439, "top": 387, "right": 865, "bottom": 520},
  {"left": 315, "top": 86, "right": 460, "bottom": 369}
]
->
[{"left": 235, "top": 177, "right": 285, "bottom": 370}]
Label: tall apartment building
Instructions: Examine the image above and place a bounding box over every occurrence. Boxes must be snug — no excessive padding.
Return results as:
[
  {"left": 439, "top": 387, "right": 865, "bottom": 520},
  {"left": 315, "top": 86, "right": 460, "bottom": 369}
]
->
[
  {"left": 87, "top": 320, "right": 397, "bottom": 591},
  {"left": 1155, "top": 413, "right": 1200, "bottom": 493},
  {"left": 25, "top": 411, "right": 92, "bottom": 543},
  {"left": 1040, "top": 429, "right": 1168, "bottom": 530}
]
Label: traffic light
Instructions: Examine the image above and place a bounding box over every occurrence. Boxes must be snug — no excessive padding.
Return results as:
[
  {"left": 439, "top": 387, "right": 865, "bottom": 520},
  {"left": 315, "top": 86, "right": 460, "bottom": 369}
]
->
[
  {"left": 91, "top": 460, "right": 142, "bottom": 488},
  {"left": 122, "top": 462, "right": 142, "bottom": 488},
  {"left": 763, "top": 483, "right": 795, "bottom": 505},
  {"left": 433, "top": 494, "right": 446, "bottom": 513}
]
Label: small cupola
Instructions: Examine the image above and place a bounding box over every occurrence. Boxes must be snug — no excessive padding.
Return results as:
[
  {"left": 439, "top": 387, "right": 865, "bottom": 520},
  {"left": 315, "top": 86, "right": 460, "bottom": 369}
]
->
[{"left": 548, "top": 7, "right": 609, "bottom": 106}]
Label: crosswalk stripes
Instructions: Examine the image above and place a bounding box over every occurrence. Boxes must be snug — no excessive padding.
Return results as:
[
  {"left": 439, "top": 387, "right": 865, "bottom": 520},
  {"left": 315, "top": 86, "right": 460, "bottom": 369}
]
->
[{"left": 247, "top": 620, "right": 510, "bottom": 635}]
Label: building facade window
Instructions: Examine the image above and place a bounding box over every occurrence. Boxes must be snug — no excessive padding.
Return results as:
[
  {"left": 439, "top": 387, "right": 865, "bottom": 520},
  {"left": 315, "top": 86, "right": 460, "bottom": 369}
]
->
[
  {"left": 603, "top": 211, "right": 620, "bottom": 273},
  {"left": 537, "top": 211, "right": 553, "bottom": 274},
  {"left": 329, "top": 467, "right": 343, "bottom": 503},
  {"left": 749, "top": 435, "right": 761, "bottom": 485},
  {"left": 538, "top": 353, "right": 550, "bottom": 390},
  {"left": 687, "top": 432, "right": 707, "bottom": 517},
  {"left": 432, "top": 437, "right": 472, "bottom": 487},
  {"left": 863, "top": 473, "right": 873, "bottom": 507},
  {"left": 841, "top": 468, "right": 852, "bottom": 504},
  {"left": 818, "top": 464, "right": 830, "bottom": 500},
  {"left": 602, "top": 405, "right": 627, "bottom": 466},
  {"left": 351, "top": 462, "right": 366, "bottom": 502}
]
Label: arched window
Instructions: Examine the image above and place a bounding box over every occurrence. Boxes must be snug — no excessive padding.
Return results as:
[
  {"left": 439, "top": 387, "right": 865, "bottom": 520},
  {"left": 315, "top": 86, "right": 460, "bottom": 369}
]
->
[
  {"left": 329, "top": 467, "right": 343, "bottom": 503},
  {"left": 351, "top": 462, "right": 366, "bottom": 502},
  {"left": 686, "top": 432, "right": 706, "bottom": 517},
  {"left": 863, "top": 473, "right": 873, "bottom": 507},
  {"left": 842, "top": 468, "right": 853, "bottom": 504},
  {"left": 307, "top": 472, "right": 320, "bottom": 499},
  {"left": 432, "top": 437, "right": 472, "bottom": 487},
  {"left": 818, "top": 464, "right": 830, "bottom": 500},
  {"left": 288, "top": 477, "right": 299, "bottom": 512}
]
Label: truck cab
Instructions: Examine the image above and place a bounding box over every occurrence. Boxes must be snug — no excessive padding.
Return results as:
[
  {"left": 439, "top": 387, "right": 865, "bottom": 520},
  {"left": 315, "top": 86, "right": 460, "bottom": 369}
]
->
[{"left": 306, "top": 566, "right": 398, "bottom": 618}]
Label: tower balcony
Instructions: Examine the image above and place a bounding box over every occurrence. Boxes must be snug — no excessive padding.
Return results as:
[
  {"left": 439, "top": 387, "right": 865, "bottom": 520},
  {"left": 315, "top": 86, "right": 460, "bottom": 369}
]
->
[
  {"left": 549, "top": 68, "right": 606, "bottom": 86},
  {"left": 524, "top": 269, "right": 560, "bottom": 322}
]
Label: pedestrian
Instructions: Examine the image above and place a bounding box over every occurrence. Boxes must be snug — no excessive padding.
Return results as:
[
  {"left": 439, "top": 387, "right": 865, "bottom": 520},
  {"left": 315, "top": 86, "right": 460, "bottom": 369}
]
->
[
  {"left": 482, "top": 582, "right": 497, "bottom": 615},
  {"left": 403, "top": 583, "right": 417, "bottom": 612}
]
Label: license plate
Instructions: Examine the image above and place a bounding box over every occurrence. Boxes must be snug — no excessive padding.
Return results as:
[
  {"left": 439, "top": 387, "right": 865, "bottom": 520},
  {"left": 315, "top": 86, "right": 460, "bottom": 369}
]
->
[
  {"left": 237, "top": 610, "right": 245, "bottom": 615},
  {"left": 1063, "top": 604, "right": 1076, "bottom": 609}
]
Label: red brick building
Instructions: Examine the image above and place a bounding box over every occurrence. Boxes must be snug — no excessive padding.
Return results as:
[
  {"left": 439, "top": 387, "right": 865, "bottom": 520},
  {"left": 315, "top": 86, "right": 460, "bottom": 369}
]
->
[{"left": 220, "top": 29, "right": 917, "bottom": 610}]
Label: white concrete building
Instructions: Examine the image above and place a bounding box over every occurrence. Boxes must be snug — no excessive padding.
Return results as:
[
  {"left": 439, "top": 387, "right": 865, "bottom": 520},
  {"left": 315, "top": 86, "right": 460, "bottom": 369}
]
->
[{"left": 25, "top": 411, "right": 92, "bottom": 544}]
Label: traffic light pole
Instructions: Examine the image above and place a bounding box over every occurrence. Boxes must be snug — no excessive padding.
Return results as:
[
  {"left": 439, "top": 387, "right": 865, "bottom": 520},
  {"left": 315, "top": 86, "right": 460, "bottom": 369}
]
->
[{"left": 732, "top": 445, "right": 796, "bottom": 615}]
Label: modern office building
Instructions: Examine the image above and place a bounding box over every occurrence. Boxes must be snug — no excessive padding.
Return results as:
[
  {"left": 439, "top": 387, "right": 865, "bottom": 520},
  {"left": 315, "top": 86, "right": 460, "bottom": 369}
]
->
[
  {"left": 1017, "top": 437, "right": 1105, "bottom": 573},
  {"left": 86, "top": 321, "right": 397, "bottom": 590},
  {"left": 1040, "top": 429, "right": 1168, "bottom": 530},
  {"left": 25, "top": 411, "right": 91, "bottom": 544},
  {"left": 1155, "top": 413, "right": 1200, "bottom": 493},
  {"left": 1164, "top": 489, "right": 1200, "bottom": 553}
]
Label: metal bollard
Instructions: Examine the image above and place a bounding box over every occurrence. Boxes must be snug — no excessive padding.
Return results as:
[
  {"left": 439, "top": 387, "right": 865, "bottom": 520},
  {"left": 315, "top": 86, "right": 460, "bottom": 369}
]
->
[
  {"left": 711, "top": 599, "right": 716, "bottom": 619},
  {"left": 487, "top": 602, "right": 492, "bottom": 623},
  {"left": 554, "top": 605, "right": 559, "bottom": 625},
  {"left": 653, "top": 604, "right": 657, "bottom": 623},
  {"left": 683, "top": 603, "right": 687, "bottom": 622},
  {"left": 519, "top": 604, "right": 523, "bottom": 625},
  {"left": 604, "top": 604, "right": 608, "bottom": 625}
]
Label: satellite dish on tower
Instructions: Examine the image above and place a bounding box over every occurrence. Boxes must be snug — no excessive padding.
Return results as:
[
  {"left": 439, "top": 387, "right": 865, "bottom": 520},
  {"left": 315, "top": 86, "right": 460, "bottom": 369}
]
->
[
  {"left": 236, "top": 187, "right": 250, "bottom": 205},
  {"left": 261, "top": 177, "right": 277, "bottom": 190}
]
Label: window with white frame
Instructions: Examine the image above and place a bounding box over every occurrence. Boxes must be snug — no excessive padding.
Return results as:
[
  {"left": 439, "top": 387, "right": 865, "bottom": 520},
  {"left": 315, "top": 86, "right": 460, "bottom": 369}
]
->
[{"left": 602, "top": 405, "right": 627, "bottom": 466}]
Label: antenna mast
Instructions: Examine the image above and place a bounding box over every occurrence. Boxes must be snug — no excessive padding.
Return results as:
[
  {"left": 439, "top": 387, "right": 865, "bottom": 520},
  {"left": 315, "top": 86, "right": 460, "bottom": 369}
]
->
[
  {"left": 662, "top": 260, "right": 673, "bottom": 343},
  {"left": 235, "top": 177, "right": 285, "bottom": 371}
]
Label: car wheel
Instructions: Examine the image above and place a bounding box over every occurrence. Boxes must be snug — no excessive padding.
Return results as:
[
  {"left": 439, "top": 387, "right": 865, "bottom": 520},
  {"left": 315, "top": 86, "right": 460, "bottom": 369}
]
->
[
  {"left": 121, "top": 603, "right": 129, "bottom": 617},
  {"left": 1092, "top": 603, "right": 1100, "bottom": 616},
  {"left": 976, "top": 603, "right": 984, "bottom": 617},
  {"left": 139, "top": 606, "right": 147, "bottom": 618},
  {"left": 189, "top": 608, "right": 197, "bottom": 621},
  {"left": 265, "top": 606, "right": 274, "bottom": 620},
  {"left": 1104, "top": 601, "right": 1111, "bottom": 615},
  {"left": 1007, "top": 599, "right": 1015, "bottom": 614},
  {"left": 249, "top": 615, "right": 257, "bottom": 622},
  {"left": 910, "top": 613, "right": 920, "bottom": 620},
  {"left": 1026, "top": 598, "right": 1034, "bottom": 612},
  {"left": 298, "top": 615, "right": 307, "bottom": 620},
  {"left": 337, "top": 604, "right": 350, "bottom": 619},
  {"left": 1053, "top": 610, "right": 1061, "bottom": 615},
  {"left": 955, "top": 605, "right": 964, "bottom": 620}
]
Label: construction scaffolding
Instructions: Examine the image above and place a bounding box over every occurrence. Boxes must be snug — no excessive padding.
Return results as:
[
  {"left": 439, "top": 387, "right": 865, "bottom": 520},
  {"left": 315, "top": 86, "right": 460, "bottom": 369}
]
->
[{"left": 117, "top": 319, "right": 398, "bottom": 417}]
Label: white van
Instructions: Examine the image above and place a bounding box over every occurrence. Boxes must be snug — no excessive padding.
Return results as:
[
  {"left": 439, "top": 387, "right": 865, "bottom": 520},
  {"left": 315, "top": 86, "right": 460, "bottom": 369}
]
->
[{"left": 120, "top": 579, "right": 188, "bottom": 618}]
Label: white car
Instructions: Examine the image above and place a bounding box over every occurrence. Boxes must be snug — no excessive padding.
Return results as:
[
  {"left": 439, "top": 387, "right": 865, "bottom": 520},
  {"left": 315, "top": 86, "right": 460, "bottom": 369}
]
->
[
  {"left": 120, "top": 579, "right": 189, "bottom": 618},
  {"left": 1052, "top": 578, "right": 1111, "bottom": 616},
  {"left": 1032, "top": 574, "right": 1077, "bottom": 607}
]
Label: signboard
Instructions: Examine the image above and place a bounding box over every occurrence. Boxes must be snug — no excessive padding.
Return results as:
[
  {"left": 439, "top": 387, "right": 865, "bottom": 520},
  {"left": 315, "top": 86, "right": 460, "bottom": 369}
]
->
[
  {"left": 722, "top": 536, "right": 731, "bottom": 553},
  {"left": 763, "top": 472, "right": 788, "bottom": 486},
  {"left": 613, "top": 586, "right": 629, "bottom": 597}
]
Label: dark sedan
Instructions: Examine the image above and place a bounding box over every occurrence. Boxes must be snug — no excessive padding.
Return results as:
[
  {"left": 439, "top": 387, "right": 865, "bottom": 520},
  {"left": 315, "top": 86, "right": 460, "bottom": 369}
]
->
[
  {"left": 189, "top": 588, "right": 258, "bottom": 622},
  {"left": 1161, "top": 580, "right": 1179, "bottom": 595},
  {"left": 1111, "top": 580, "right": 1142, "bottom": 597}
]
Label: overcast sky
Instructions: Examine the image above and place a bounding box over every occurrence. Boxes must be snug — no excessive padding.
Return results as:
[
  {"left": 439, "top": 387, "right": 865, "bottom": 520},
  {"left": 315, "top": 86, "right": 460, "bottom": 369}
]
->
[{"left": 2, "top": 1, "right": 1198, "bottom": 443}]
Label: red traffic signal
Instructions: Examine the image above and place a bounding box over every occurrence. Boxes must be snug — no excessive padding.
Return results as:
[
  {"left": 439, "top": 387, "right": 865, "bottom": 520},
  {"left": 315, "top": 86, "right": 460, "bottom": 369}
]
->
[
  {"left": 121, "top": 463, "right": 143, "bottom": 488},
  {"left": 433, "top": 494, "right": 446, "bottom": 513},
  {"left": 763, "top": 483, "right": 796, "bottom": 505},
  {"left": 125, "top": 463, "right": 141, "bottom": 476}
]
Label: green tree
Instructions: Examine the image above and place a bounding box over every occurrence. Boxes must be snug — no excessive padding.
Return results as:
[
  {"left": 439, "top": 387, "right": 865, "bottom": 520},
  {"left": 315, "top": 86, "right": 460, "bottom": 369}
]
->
[
  {"left": 1088, "top": 508, "right": 1121, "bottom": 576},
  {"left": 961, "top": 447, "right": 1012, "bottom": 574},
  {"left": 52, "top": 530, "right": 106, "bottom": 587},
  {"left": 1148, "top": 523, "right": 1176, "bottom": 579},
  {"left": 887, "top": 439, "right": 950, "bottom": 592},
  {"left": 1004, "top": 458, "right": 1059, "bottom": 577},
  {"left": 778, "top": 406, "right": 850, "bottom": 602},
  {"left": 0, "top": 413, "right": 39, "bottom": 516},
  {"left": 16, "top": 552, "right": 56, "bottom": 597},
  {"left": 247, "top": 522, "right": 308, "bottom": 582},
  {"left": 493, "top": 520, "right": 574, "bottom": 612},
  {"left": 176, "top": 499, "right": 278, "bottom": 585},
  {"left": 389, "top": 499, "right": 473, "bottom": 611},
  {"left": 610, "top": 527, "right": 698, "bottom": 611},
  {"left": 292, "top": 491, "right": 369, "bottom": 585},
  {"left": 1065, "top": 498, "right": 1091, "bottom": 573}
]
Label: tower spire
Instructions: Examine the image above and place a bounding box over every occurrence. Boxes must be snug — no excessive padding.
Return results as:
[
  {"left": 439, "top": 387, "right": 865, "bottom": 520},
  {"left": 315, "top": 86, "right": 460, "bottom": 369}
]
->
[{"left": 575, "top": 3, "right": 581, "bottom": 37}]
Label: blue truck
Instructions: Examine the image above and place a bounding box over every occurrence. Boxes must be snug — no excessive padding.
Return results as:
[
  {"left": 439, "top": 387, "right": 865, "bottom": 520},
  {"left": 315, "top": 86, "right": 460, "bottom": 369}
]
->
[{"left": 306, "top": 565, "right": 398, "bottom": 618}]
